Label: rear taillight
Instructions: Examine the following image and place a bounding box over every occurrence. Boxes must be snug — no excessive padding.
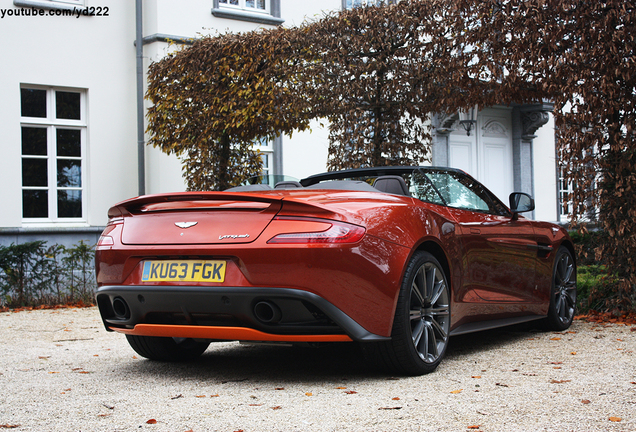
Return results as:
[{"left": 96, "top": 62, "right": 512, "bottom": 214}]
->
[
  {"left": 97, "top": 235, "right": 114, "bottom": 247},
  {"left": 96, "top": 218, "right": 121, "bottom": 248},
  {"left": 267, "top": 217, "right": 365, "bottom": 244}
]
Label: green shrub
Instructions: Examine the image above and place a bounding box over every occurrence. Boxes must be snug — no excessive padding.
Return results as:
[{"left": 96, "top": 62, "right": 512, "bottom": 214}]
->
[
  {"left": 0, "top": 241, "right": 95, "bottom": 308},
  {"left": 570, "top": 229, "right": 634, "bottom": 314}
]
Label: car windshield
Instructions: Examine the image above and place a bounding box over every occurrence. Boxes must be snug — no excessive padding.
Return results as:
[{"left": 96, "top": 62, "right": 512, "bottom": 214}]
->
[{"left": 410, "top": 169, "right": 509, "bottom": 216}]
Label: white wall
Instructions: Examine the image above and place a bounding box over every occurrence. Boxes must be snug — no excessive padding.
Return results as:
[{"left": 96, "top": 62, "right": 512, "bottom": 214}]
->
[
  {"left": 281, "top": 120, "right": 331, "bottom": 180},
  {"left": 0, "top": 0, "right": 138, "bottom": 228},
  {"left": 281, "top": 0, "right": 341, "bottom": 27}
]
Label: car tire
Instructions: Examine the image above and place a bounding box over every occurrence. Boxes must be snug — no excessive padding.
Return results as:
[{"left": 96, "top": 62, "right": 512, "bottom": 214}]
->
[
  {"left": 541, "top": 246, "right": 577, "bottom": 331},
  {"left": 368, "top": 251, "right": 451, "bottom": 375},
  {"left": 125, "top": 335, "right": 210, "bottom": 361}
]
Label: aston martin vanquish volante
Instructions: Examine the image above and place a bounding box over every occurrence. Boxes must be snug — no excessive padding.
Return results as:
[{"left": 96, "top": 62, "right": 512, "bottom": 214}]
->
[{"left": 95, "top": 167, "right": 576, "bottom": 375}]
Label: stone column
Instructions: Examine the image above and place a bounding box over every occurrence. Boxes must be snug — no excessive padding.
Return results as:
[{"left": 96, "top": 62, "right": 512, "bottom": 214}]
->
[{"left": 512, "top": 104, "right": 552, "bottom": 195}]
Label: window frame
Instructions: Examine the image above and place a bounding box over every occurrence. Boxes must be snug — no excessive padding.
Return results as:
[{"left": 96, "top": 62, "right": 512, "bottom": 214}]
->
[
  {"left": 212, "top": 0, "right": 283, "bottom": 25},
  {"left": 253, "top": 138, "right": 274, "bottom": 177},
  {"left": 218, "top": 0, "right": 270, "bottom": 14},
  {"left": 20, "top": 85, "right": 87, "bottom": 225}
]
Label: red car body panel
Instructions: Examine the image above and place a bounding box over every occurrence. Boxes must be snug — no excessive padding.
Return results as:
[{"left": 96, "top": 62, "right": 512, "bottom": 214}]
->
[{"left": 95, "top": 168, "right": 573, "bottom": 344}]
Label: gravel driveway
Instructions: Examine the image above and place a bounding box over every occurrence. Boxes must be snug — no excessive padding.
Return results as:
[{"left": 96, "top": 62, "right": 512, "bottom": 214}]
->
[{"left": 0, "top": 307, "right": 634, "bottom": 432}]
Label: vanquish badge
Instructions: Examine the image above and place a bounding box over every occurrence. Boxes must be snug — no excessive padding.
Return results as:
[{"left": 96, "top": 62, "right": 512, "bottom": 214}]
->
[
  {"left": 175, "top": 222, "right": 198, "bottom": 229},
  {"left": 219, "top": 234, "right": 250, "bottom": 240}
]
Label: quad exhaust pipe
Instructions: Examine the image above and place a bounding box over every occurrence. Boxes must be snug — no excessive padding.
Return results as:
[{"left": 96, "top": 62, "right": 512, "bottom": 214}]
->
[
  {"left": 111, "top": 296, "right": 282, "bottom": 324},
  {"left": 253, "top": 301, "right": 282, "bottom": 324},
  {"left": 112, "top": 296, "right": 131, "bottom": 320}
]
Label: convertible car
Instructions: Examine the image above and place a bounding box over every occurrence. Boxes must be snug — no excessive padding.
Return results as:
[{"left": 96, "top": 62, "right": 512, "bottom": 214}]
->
[{"left": 95, "top": 166, "right": 576, "bottom": 375}]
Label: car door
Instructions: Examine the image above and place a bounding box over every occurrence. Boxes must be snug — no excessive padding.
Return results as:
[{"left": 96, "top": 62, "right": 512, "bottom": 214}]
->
[{"left": 420, "top": 170, "right": 541, "bottom": 312}]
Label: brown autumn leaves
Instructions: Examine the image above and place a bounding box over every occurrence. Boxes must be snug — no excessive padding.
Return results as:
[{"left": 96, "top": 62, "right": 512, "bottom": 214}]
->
[{"left": 146, "top": 0, "right": 636, "bottom": 311}]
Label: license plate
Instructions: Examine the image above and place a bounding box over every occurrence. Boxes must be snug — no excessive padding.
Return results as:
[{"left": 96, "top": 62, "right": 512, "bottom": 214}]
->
[{"left": 141, "top": 260, "right": 226, "bottom": 283}]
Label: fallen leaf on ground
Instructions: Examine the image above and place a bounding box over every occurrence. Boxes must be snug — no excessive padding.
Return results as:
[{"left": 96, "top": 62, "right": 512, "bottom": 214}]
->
[
  {"left": 0, "top": 426, "right": 20, "bottom": 429},
  {"left": 171, "top": 394, "right": 183, "bottom": 400},
  {"left": 335, "top": 386, "right": 347, "bottom": 389},
  {"left": 472, "top": 376, "right": 482, "bottom": 379},
  {"left": 345, "top": 390, "right": 358, "bottom": 394},
  {"left": 271, "top": 406, "right": 282, "bottom": 410},
  {"left": 378, "top": 407, "right": 402, "bottom": 410},
  {"left": 275, "top": 387, "right": 284, "bottom": 390},
  {"left": 495, "top": 383, "right": 509, "bottom": 387},
  {"left": 305, "top": 392, "right": 313, "bottom": 396},
  {"left": 550, "top": 337, "right": 561, "bottom": 341},
  {"left": 609, "top": 417, "right": 622, "bottom": 422},
  {"left": 581, "top": 400, "right": 591, "bottom": 404},
  {"left": 550, "top": 379, "right": 571, "bottom": 384},
  {"left": 146, "top": 419, "right": 157, "bottom": 424},
  {"left": 450, "top": 389, "right": 463, "bottom": 394},
  {"left": 467, "top": 426, "right": 480, "bottom": 430},
  {"left": 210, "top": 394, "right": 220, "bottom": 397},
  {"left": 392, "top": 397, "right": 400, "bottom": 400}
]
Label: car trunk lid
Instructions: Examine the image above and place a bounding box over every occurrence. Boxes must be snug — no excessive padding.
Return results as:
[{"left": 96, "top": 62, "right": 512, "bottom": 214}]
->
[{"left": 113, "top": 192, "right": 283, "bottom": 245}]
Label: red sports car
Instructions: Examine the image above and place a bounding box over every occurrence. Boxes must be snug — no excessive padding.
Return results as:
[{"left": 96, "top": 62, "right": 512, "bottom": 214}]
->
[{"left": 95, "top": 166, "right": 576, "bottom": 375}]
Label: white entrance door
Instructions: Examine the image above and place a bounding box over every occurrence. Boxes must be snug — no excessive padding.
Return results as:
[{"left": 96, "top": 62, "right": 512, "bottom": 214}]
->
[{"left": 448, "top": 108, "right": 513, "bottom": 203}]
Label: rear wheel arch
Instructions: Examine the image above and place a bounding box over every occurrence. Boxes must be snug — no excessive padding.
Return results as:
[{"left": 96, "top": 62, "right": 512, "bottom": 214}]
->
[
  {"left": 559, "top": 240, "right": 576, "bottom": 266},
  {"left": 414, "top": 240, "right": 452, "bottom": 293}
]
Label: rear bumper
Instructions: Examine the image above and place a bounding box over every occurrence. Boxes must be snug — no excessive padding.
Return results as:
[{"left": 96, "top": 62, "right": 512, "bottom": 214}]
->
[{"left": 96, "top": 285, "right": 389, "bottom": 342}]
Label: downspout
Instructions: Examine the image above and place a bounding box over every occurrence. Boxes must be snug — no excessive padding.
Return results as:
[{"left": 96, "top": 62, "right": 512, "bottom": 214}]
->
[{"left": 136, "top": 0, "right": 145, "bottom": 196}]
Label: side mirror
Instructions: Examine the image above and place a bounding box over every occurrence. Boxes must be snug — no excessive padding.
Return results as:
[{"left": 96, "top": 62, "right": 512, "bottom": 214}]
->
[{"left": 509, "top": 192, "right": 534, "bottom": 219}]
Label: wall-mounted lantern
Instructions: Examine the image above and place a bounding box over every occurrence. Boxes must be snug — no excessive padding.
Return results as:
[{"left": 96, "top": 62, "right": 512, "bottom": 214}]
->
[{"left": 458, "top": 105, "right": 478, "bottom": 136}]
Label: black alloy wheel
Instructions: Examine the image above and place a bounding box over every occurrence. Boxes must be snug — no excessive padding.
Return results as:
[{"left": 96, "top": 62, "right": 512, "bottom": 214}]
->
[
  {"left": 542, "top": 246, "right": 577, "bottom": 331},
  {"left": 372, "top": 251, "right": 451, "bottom": 375}
]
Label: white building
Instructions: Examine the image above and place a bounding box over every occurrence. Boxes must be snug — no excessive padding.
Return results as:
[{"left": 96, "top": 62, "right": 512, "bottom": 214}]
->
[{"left": 0, "top": 0, "right": 561, "bottom": 248}]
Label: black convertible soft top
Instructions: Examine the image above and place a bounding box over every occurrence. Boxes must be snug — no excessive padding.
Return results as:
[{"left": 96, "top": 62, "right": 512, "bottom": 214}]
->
[{"left": 299, "top": 166, "right": 467, "bottom": 187}]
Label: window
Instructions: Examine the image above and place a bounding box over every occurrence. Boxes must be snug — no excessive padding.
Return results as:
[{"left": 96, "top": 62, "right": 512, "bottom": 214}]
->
[
  {"left": 219, "top": 0, "right": 268, "bottom": 13},
  {"left": 344, "top": 0, "right": 395, "bottom": 9},
  {"left": 20, "top": 86, "right": 86, "bottom": 222},
  {"left": 253, "top": 137, "right": 273, "bottom": 176},
  {"left": 213, "top": 0, "right": 283, "bottom": 25}
]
